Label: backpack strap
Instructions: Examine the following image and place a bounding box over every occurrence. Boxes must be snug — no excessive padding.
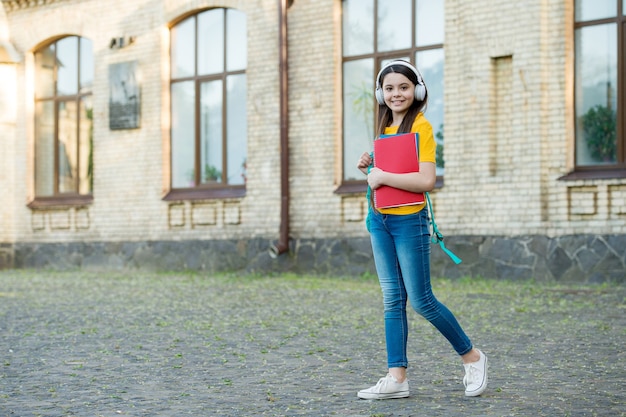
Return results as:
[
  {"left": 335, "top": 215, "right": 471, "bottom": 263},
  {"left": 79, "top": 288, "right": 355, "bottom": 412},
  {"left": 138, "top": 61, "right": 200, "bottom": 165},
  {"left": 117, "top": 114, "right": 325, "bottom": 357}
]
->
[{"left": 425, "top": 192, "right": 462, "bottom": 265}]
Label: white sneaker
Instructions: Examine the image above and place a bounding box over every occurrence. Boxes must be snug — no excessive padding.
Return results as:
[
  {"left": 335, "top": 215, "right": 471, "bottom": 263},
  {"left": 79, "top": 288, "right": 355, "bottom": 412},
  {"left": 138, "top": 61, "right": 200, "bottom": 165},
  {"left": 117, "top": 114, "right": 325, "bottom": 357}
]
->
[
  {"left": 463, "top": 349, "right": 488, "bottom": 397},
  {"left": 357, "top": 374, "right": 409, "bottom": 400}
]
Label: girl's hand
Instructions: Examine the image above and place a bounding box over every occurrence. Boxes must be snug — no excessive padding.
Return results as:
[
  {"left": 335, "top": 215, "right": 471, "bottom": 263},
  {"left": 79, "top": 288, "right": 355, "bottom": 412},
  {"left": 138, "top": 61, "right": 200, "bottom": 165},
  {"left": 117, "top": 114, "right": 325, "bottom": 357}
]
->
[
  {"left": 357, "top": 152, "right": 372, "bottom": 175},
  {"left": 367, "top": 167, "right": 385, "bottom": 190}
]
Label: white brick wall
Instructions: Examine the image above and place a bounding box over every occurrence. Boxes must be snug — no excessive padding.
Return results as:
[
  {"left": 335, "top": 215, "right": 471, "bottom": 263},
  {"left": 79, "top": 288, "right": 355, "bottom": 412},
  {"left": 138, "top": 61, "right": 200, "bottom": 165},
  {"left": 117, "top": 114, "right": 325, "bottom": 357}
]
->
[
  {"left": 0, "top": 64, "right": 17, "bottom": 243},
  {"left": 0, "top": 4, "right": 20, "bottom": 244},
  {"left": 440, "top": 0, "right": 626, "bottom": 235},
  {"left": 0, "top": 0, "right": 625, "bottom": 250}
]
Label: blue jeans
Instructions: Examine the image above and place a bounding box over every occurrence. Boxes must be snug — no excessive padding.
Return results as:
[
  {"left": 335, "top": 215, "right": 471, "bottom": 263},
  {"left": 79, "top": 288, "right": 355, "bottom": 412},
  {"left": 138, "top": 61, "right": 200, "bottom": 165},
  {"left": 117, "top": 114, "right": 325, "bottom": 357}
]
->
[{"left": 368, "top": 208, "right": 473, "bottom": 369}]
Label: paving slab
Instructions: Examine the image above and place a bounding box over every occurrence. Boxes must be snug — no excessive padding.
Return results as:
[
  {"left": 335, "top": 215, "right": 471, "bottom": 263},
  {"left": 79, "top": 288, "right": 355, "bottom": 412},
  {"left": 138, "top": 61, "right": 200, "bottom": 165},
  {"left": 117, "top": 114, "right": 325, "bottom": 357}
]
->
[{"left": 0, "top": 270, "right": 624, "bottom": 416}]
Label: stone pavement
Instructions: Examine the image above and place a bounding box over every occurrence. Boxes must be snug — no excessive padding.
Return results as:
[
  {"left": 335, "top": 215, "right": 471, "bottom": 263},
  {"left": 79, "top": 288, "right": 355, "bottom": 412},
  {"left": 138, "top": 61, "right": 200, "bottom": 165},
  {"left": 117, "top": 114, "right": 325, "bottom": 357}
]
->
[{"left": 0, "top": 270, "right": 624, "bottom": 417}]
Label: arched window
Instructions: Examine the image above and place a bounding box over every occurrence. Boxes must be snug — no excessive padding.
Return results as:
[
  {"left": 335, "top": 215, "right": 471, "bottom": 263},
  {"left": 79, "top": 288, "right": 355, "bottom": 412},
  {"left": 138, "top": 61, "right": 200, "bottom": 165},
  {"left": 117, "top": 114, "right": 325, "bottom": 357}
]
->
[
  {"left": 168, "top": 8, "right": 247, "bottom": 199},
  {"left": 574, "top": 0, "right": 626, "bottom": 174},
  {"left": 32, "top": 36, "right": 93, "bottom": 205},
  {"left": 340, "top": 0, "right": 444, "bottom": 187}
]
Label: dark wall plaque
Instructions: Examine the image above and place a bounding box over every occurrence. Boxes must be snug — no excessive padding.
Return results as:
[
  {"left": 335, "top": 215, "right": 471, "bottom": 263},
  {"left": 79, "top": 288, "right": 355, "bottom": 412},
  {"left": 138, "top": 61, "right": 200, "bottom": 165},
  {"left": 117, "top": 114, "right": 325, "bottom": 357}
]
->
[{"left": 109, "top": 61, "right": 140, "bottom": 130}]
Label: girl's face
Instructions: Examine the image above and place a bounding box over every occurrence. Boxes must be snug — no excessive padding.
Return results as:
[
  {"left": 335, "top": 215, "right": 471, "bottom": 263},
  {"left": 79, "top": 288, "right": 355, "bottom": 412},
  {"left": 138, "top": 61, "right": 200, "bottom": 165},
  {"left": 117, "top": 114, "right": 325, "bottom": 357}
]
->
[{"left": 381, "top": 72, "right": 415, "bottom": 117}]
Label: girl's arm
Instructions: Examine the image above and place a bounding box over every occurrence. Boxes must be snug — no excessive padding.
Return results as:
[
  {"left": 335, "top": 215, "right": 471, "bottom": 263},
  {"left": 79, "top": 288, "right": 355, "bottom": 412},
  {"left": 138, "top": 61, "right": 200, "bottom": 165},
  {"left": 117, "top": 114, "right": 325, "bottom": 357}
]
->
[{"left": 367, "top": 162, "right": 436, "bottom": 193}]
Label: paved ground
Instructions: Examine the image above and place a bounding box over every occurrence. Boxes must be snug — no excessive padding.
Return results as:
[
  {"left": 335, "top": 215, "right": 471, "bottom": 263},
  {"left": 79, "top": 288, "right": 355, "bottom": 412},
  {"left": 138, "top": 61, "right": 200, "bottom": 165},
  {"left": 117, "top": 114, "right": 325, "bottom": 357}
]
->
[{"left": 0, "top": 270, "right": 624, "bottom": 417}]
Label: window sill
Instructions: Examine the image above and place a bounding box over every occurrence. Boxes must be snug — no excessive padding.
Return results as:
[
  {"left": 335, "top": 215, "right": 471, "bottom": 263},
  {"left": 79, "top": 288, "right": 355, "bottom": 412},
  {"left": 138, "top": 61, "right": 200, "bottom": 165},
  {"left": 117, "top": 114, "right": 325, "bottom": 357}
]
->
[
  {"left": 334, "top": 181, "right": 367, "bottom": 194},
  {"left": 558, "top": 168, "right": 626, "bottom": 181},
  {"left": 163, "top": 186, "right": 246, "bottom": 201},
  {"left": 27, "top": 195, "right": 94, "bottom": 209}
]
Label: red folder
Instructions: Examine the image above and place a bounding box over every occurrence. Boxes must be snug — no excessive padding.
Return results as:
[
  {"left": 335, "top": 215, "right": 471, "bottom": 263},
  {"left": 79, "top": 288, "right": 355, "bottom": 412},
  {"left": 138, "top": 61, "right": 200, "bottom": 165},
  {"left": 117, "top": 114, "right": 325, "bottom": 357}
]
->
[{"left": 373, "top": 133, "right": 424, "bottom": 209}]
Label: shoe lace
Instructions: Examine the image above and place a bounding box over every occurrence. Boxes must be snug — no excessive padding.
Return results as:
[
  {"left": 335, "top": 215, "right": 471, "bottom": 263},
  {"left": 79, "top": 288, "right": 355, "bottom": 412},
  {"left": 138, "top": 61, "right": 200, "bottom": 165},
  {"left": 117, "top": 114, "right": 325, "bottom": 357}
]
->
[
  {"left": 376, "top": 375, "right": 390, "bottom": 386},
  {"left": 463, "top": 363, "right": 481, "bottom": 387},
  {"left": 372, "top": 374, "right": 394, "bottom": 391}
]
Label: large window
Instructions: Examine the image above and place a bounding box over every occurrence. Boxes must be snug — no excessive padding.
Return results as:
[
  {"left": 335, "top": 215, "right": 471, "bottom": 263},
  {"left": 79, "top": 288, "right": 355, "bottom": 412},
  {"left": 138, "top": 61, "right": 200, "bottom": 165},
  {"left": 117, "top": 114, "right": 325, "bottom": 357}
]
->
[
  {"left": 574, "top": 0, "right": 625, "bottom": 172},
  {"left": 341, "top": 0, "right": 445, "bottom": 185},
  {"left": 169, "top": 8, "right": 247, "bottom": 199},
  {"left": 32, "top": 36, "right": 93, "bottom": 205}
]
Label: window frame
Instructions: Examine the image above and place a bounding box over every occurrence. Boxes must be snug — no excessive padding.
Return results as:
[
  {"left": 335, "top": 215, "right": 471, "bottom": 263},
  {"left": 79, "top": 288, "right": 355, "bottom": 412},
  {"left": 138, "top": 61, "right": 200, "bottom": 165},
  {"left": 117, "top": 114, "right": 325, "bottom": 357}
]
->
[
  {"left": 563, "top": 0, "right": 626, "bottom": 180},
  {"left": 164, "top": 8, "right": 247, "bottom": 202},
  {"left": 28, "top": 35, "right": 94, "bottom": 209},
  {"left": 336, "top": 0, "right": 445, "bottom": 194}
]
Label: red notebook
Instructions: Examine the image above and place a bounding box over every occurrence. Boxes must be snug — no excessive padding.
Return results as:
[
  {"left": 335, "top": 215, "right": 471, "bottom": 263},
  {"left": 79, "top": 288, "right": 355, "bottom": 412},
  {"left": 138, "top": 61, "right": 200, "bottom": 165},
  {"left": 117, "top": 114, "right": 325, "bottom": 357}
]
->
[{"left": 373, "top": 132, "right": 424, "bottom": 209}]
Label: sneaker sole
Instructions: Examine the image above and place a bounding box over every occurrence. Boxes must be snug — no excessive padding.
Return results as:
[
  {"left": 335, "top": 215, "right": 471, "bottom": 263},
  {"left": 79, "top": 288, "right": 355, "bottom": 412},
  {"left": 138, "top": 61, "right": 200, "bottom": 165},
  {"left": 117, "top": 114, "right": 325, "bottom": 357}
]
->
[{"left": 357, "top": 391, "right": 410, "bottom": 400}]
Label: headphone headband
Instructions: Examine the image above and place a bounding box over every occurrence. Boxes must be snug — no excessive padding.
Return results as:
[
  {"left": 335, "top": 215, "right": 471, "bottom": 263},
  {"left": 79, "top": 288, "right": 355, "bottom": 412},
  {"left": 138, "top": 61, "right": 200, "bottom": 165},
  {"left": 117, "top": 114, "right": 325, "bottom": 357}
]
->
[{"left": 376, "top": 60, "right": 424, "bottom": 89}]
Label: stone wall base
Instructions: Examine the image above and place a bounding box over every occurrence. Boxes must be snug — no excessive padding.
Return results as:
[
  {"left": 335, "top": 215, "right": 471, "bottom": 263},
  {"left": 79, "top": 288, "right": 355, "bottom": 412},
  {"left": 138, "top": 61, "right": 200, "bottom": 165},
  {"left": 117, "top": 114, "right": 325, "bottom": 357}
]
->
[
  {"left": 0, "top": 243, "right": 14, "bottom": 270},
  {"left": 4, "top": 235, "right": 625, "bottom": 283}
]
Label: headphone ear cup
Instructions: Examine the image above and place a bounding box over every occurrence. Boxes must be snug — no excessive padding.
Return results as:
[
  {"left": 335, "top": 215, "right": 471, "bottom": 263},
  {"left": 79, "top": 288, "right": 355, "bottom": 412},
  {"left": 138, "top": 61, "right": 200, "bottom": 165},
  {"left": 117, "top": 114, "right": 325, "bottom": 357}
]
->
[
  {"left": 415, "top": 84, "right": 426, "bottom": 101},
  {"left": 375, "top": 87, "right": 385, "bottom": 105}
]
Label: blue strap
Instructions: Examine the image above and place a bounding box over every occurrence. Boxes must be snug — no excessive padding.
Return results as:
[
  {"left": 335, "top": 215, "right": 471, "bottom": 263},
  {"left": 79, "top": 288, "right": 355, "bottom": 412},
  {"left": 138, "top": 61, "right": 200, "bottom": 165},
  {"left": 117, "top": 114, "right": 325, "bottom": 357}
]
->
[{"left": 425, "top": 192, "right": 462, "bottom": 264}]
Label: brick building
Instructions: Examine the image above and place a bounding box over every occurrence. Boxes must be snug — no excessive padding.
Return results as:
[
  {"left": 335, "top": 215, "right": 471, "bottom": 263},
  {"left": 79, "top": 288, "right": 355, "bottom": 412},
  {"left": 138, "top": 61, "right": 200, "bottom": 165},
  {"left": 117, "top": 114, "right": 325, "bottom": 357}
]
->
[{"left": 0, "top": 0, "right": 624, "bottom": 282}]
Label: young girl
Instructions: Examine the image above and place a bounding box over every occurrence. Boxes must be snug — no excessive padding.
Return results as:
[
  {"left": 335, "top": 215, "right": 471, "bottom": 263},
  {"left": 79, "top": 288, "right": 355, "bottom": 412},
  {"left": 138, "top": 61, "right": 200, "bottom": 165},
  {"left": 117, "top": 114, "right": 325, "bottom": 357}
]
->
[{"left": 356, "top": 60, "right": 488, "bottom": 399}]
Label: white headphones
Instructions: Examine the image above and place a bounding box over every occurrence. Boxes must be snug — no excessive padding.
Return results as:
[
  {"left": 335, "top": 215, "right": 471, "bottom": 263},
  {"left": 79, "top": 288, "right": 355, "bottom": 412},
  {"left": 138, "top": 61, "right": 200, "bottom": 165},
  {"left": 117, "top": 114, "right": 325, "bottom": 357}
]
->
[{"left": 375, "top": 60, "right": 426, "bottom": 105}]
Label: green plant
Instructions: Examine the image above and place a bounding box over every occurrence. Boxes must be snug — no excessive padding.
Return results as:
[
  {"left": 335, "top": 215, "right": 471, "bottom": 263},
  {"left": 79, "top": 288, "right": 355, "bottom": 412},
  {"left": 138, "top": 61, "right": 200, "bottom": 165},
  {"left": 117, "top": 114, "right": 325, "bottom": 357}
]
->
[
  {"left": 184, "top": 164, "right": 222, "bottom": 185},
  {"left": 435, "top": 124, "right": 444, "bottom": 169},
  {"left": 203, "top": 164, "right": 221, "bottom": 182},
  {"left": 580, "top": 104, "right": 616, "bottom": 162},
  {"left": 86, "top": 107, "right": 94, "bottom": 192}
]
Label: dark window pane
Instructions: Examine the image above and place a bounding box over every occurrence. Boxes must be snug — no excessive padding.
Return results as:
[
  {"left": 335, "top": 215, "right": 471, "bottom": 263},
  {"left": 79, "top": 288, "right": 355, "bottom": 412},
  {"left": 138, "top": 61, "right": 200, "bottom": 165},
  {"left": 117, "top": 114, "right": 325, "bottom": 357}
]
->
[
  {"left": 227, "top": 74, "right": 247, "bottom": 185},
  {"left": 417, "top": 49, "right": 444, "bottom": 175},
  {"left": 171, "top": 16, "right": 196, "bottom": 79},
  {"left": 80, "top": 39, "right": 94, "bottom": 94},
  {"left": 226, "top": 9, "right": 247, "bottom": 71},
  {"left": 198, "top": 9, "right": 224, "bottom": 75},
  {"left": 171, "top": 81, "right": 196, "bottom": 187},
  {"left": 378, "top": 0, "right": 412, "bottom": 52},
  {"left": 200, "top": 80, "right": 223, "bottom": 184},
  {"left": 35, "top": 100, "right": 55, "bottom": 196},
  {"left": 575, "top": 0, "right": 615, "bottom": 22},
  {"left": 34, "top": 45, "right": 55, "bottom": 99},
  {"left": 343, "top": 58, "right": 374, "bottom": 181},
  {"left": 416, "top": 0, "right": 444, "bottom": 46},
  {"left": 79, "top": 97, "right": 93, "bottom": 194},
  {"left": 56, "top": 37, "right": 78, "bottom": 96},
  {"left": 58, "top": 100, "right": 78, "bottom": 193},
  {"left": 342, "top": 0, "right": 374, "bottom": 56},
  {"left": 575, "top": 24, "right": 617, "bottom": 165}
]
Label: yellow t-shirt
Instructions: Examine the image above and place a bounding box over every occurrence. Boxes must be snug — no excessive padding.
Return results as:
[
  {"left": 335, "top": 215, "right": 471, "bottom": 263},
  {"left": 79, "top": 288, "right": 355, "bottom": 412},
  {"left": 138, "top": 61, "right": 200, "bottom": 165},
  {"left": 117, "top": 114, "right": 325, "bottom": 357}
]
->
[{"left": 376, "top": 112, "right": 436, "bottom": 215}]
